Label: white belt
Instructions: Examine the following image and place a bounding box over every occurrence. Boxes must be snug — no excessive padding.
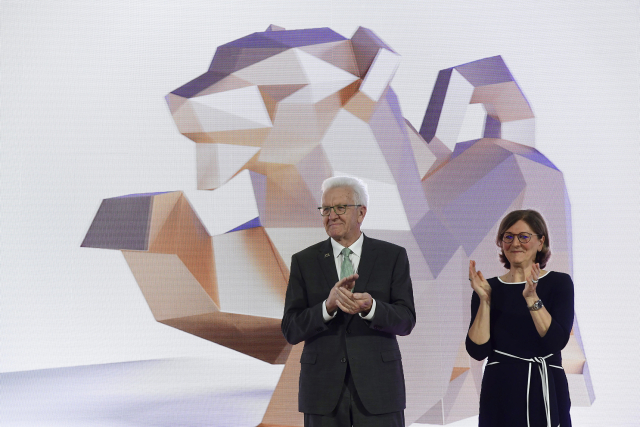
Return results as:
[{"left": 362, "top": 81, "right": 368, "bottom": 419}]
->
[{"left": 488, "top": 350, "right": 563, "bottom": 427}]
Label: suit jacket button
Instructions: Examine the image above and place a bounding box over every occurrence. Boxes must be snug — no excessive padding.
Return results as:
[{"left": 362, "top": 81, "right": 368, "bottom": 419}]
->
[
  {"left": 340, "top": 357, "right": 346, "bottom": 363},
  {"left": 346, "top": 329, "right": 351, "bottom": 334}
]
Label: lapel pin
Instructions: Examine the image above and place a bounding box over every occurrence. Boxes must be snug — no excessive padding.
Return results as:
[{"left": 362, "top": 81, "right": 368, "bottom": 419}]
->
[{"left": 324, "top": 253, "right": 331, "bottom": 258}]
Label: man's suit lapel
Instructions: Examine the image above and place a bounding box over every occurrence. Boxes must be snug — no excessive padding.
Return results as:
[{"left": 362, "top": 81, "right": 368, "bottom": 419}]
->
[
  {"left": 353, "top": 234, "right": 377, "bottom": 294},
  {"left": 319, "top": 238, "right": 338, "bottom": 289}
]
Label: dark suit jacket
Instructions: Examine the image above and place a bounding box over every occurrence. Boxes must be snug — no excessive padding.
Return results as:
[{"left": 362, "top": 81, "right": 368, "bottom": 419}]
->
[{"left": 281, "top": 234, "right": 416, "bottom": 415}]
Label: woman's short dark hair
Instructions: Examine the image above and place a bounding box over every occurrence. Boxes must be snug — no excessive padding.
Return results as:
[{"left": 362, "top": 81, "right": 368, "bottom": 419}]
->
[{"left": 496, "top": 209, "right": 551, "bottom": 269}]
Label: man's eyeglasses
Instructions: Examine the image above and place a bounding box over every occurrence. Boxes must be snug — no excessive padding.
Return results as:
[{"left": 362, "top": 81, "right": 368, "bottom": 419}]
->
[
  {"left": 502, "top": 232, "right": 541, "bottom": 244},
  {"left": 318, "top": 205, "right": 361, "bottom": 216}
]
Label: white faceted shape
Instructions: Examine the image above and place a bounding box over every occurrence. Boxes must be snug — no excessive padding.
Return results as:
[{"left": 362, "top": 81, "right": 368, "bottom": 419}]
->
[
  {"left": 409, "top": 131, "right": 438, "bottom": 178},
  {"left": 458, "top": 103, "right": 486, "bottom": 143},
  {"left": 258, "top": 103, "right": 322, "bottom": 165},
  {"left": 195, "top": 143, "right": 260, "bottom": 190},
  {"left": 185, "top": 170, "right": 261, "bottom": 236},
  {"left": 566, "top": 373, "right": 594, "bottom": 406},
  {"left": 435, "top": 69, "right": 475, "bottom": 150},
  {"left": 320, "top": 110, "right": 395, "bottom": 183},
  {"left": 233, "top": 48, "right": 358, "bottom": 86},
  {"left": 195, "top": 73, "right": 254, "bottom": 97},
  {"left": 406, "top": 121, "right": 451, "bottom": 180},
  {"left": 122, "top": 252, "right": 219, "bottom": 322},
  {"left": 471, "top": 81, "right": 534, "bottom": 122},
  {"left": 264, "top": 227, "right": 329, "bottom": 271},
  {"left": 213, "top": 230, "right": 286, "bottom": 319},
  {"left": 148, "top": 191, "right": 183, "bottom": 248},
  {"left": 190, "top": 86, "right": 273, "bottom": 132},
  {"left": 169, "top": 98, "right": 202, "bottom": 134},
  {"left": 234, "top": 49, "right": 309, "bottom": 85},
  {"left": 292, "top": 48, "right": 360, "bottom": 84},
  {"left": 501, "top": 117, "right": 536, "bottom": 147},
  {"left": 354, "top": 177, "right": 411, "bottom": 231},
  {"left": 299, "top": 39, "right": 360, "bottom": 77},
  {"left": 360, "top": 48, "right": 400, "bottom": 102},
  {"left": 281, "top": 79, "right": 357, "bottom": 104}
]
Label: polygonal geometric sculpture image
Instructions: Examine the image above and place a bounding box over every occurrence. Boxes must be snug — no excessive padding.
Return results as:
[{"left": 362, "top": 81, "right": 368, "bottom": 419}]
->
[{"left": 82, "top": 26, "right": 594, "bottom": 426}]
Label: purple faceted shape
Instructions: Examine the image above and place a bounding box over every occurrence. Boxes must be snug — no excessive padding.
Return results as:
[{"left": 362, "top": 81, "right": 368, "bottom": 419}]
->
[
  {"left": 223, "top": 32, "right": 292, "bottom": 49},
  {"left": 223, "top": 27, "right": 345, "bottom": 50},
  {"left": 170, "top": 71, "right": 229, "bottom": 98},
  {"left": 412, "top": 210, "right": 459, "bottom": 278},
  {"left": 419, "top": 68, "right": 454, "bottom": 143},
  {"left": 454, "top": 55, "right": 515, "bottom": 87},
  {"left": 259, "top": 27, "right": 346, "bottom": 48},
  {"left": 350, "top": 26, "right": 397, "bottom": 77},
  {"left": 351, "top": 27, "right": 396, "bottom": 55},
  {"left": 115, "top": 191, "right": 172, "bottom": 198},
  {"left": 484, "top": 115, "right": 501, "bottom": 138},
  {"left": 441, "top": 155, "right": 526, "bottom": 255},
  {"left": 209, "top": 45, "right": 289, "bottom": 74},
  {"left": 449, "top": 139, "right": 481, "bottom": 161},
  {"left": 81, "top": 195, "right": 152, "bottom": 250},
  {"left": 227, "top": 216, "right": 262, "bottom": 233},
  {"left": 513, "top": 147, "right": 559, "bottom": 171}
]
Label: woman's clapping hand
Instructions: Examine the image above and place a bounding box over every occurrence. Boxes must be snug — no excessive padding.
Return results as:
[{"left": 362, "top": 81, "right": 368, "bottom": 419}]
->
[{"left": 469, "top": 260, "right": 491, "bottom": 304}]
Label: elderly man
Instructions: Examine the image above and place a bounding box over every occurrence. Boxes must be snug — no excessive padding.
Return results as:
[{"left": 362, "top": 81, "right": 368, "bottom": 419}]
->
[{"left": 281, "top": 176, "right": 416, "bottom": 427}]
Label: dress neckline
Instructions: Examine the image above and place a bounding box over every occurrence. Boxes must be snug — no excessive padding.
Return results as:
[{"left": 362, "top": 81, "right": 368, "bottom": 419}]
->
[{"left": 497, "top": 270, "right": 551, "bottom": 284}]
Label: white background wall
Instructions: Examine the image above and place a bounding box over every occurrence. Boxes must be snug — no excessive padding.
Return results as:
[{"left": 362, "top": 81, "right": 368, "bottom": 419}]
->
[{"left": 2, "top": 1, "right": 638, "bottom": 425}]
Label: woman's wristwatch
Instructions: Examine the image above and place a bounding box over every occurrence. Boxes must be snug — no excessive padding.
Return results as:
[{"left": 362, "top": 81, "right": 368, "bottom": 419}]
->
[{"left": 528, "top": 299, "right": 544, "bottom": 311}]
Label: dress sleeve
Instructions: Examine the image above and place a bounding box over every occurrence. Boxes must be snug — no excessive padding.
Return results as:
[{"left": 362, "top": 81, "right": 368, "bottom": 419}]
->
[
  {"left": 539, "top": 272, "right": 574, "bottom": 354},
  {"left": 466, "top": 291, "right": 492, "bottom": 360}
]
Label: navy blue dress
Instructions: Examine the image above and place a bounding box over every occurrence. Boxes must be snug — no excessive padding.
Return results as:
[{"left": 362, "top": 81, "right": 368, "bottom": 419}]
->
[{"left": 466, "top": 271, "right": 574, "bottom": 427}]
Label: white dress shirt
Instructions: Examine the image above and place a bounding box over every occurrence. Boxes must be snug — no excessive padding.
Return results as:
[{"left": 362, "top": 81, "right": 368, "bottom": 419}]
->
[{"left": 322, "top": 233, "right": 377, "bottom": 321}]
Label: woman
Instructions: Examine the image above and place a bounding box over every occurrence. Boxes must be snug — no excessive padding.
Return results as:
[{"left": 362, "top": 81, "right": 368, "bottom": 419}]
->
[{"left": 466, "top": 210, "right": 573, "bottom": 427}]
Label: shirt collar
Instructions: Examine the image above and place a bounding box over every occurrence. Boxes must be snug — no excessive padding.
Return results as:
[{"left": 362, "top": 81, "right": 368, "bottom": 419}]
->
[{"left": 331, "top": 232, "right": 364, "bottom": 259}]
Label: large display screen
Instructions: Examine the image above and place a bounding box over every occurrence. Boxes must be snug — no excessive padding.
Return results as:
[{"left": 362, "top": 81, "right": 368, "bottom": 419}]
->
[{"left": 3, "top": 1, "right": 638, "bottom": 426}]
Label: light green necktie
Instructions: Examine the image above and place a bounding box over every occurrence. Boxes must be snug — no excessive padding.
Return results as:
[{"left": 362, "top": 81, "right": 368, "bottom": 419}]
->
[{"left": 340, "top": 247, "right": 354, "bottom": 280}]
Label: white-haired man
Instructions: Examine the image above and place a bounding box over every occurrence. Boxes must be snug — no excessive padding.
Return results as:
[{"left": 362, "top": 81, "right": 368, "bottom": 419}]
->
[{"left": 282, "top": 176, "right": 416, "bottom": 427}]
